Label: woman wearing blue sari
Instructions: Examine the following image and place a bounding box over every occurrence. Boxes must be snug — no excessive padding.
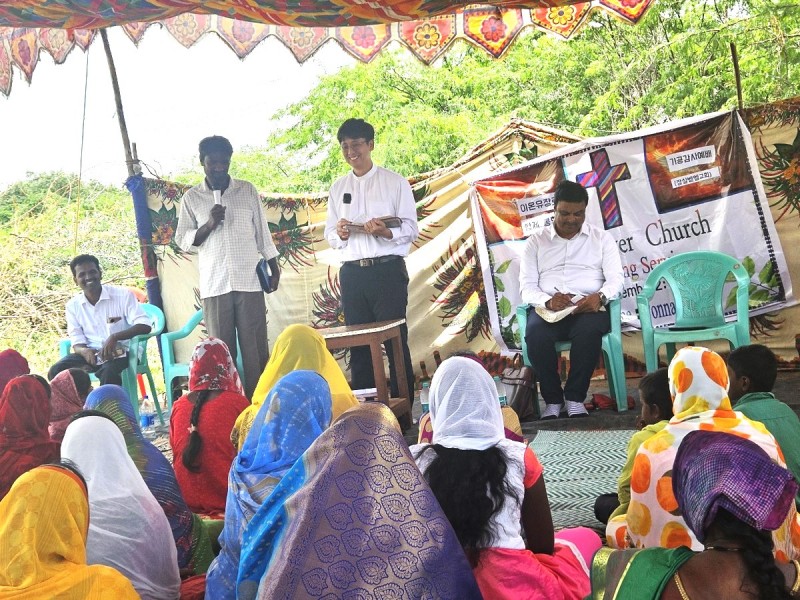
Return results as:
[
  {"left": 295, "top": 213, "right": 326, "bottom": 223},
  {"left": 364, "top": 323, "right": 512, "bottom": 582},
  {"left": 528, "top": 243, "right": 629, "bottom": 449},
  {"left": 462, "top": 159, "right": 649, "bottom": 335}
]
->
[
  {"left": 84, "top": 384, "right": 214, "bottom": 575},
  {"left": 205, "top": 370, "right": 332, "bottom": 599},
  {"left": 237, "top": 401, "right": 482, "bottom": 600}
]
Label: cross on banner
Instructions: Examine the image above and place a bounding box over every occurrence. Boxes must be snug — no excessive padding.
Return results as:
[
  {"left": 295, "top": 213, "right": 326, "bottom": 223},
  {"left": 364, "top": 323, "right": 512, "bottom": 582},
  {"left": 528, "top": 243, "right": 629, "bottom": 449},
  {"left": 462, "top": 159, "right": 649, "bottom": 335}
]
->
[{"left": 576, "top": 148, "right": 631, "bottom": 229}]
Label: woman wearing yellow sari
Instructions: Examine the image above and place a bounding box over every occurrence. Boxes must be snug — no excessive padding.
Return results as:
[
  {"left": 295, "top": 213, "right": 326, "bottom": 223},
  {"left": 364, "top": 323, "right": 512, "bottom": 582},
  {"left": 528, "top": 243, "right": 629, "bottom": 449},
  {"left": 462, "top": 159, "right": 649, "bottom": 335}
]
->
[
  {"left": 0, "top": 463, "right": 138, "bottom": 599},
  {"left": 231, "top": 324, "right": 357, "bottom": 449}
]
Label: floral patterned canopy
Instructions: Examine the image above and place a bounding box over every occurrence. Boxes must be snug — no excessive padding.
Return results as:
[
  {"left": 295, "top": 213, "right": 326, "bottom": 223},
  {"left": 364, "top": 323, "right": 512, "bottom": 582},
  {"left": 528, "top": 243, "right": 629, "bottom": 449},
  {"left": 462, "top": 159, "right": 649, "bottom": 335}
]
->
[{"left": 0, "top": 0, "right": 653, "bottom": 97}]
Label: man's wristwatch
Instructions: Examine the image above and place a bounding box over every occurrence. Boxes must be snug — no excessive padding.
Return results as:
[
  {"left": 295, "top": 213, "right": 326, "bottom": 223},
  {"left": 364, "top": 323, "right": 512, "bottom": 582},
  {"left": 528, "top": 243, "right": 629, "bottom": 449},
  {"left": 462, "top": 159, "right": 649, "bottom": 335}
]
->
[{"left": 598, "top": 291, "right": 608, "bottom": 306}]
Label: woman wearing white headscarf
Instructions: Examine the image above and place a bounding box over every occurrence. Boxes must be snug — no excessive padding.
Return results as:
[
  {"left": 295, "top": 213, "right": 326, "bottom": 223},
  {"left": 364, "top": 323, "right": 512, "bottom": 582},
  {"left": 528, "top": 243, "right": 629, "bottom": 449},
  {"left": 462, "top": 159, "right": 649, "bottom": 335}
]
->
[
  {"left": 61, "top": 413, "right": 181, "bottom": 600},
  {"left": 410, "top": 356, "right": 601, "bottom": 600}
]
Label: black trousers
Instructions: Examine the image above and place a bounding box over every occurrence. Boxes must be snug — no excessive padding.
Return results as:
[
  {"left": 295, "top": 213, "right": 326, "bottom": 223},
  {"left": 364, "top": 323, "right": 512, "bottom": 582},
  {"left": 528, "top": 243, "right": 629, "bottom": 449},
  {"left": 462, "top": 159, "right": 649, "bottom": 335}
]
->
[
  {"left": 525, "top": 309, "right": 610, "bottom": 405},
  {"left": 340, "top": 258, "right": 415, "bottom": 406},
  {"left": 48, "top": 353, "right": 128, "bottom": 386}
]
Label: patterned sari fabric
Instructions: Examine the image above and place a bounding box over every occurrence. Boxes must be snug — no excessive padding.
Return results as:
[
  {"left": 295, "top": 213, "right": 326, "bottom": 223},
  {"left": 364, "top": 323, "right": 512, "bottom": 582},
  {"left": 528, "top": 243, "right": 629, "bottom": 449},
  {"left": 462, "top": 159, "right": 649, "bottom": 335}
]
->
[
  {"left": 606, "top": 346, "right": 800, "bottom": 559},
  {"left": 61, "top": 416, "right": 181, "bottom": 600},
  {"left": 48, "top": 370, "right": 85, "bottom": 442},
  {"left": 589, "top": 546, "right": 694, "bottom": 600},
  {"left": 0, "top": 376, "right": 60, "bottom": 500},
  {"left": 170, "top": 338, "right": 249, "bottom": 514},
  {"left": 205, "top": 370, "right": 332, "bottom": 599},
  {"left": 0, "top": 465, "right": 139, "bottom": 599},
  {"left": 232, "top": 324, "right": 357, "bottom": 449},
  {"left": 237, "top": 402, "right": 482, "bottom": 600},
  {"left": 84, "top": 385, "right": 214, "bottom": 574},
  {"left": 0, "top": 349, "right": 28, "bottom": 395}
]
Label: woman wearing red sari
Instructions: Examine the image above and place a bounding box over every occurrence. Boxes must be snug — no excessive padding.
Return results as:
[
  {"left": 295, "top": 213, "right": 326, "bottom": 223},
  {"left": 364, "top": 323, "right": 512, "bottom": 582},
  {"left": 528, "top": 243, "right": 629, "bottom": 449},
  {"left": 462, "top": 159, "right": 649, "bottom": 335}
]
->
[
  {"left": 0, "top": 375, "right": 61, "bottom": 500},
  {"left": 170, "top": 338, "right": 249, "bottom": 515}
]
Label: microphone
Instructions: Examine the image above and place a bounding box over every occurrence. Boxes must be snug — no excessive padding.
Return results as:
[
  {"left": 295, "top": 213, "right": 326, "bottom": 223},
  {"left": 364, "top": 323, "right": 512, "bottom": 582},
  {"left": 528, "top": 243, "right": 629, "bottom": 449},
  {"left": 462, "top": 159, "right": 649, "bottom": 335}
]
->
[
  {"left": 342, "top": 192, "right": 352, "bottom": 220},
  {"left": 213, "top": 190, "right": 222, "bottom": 205}
]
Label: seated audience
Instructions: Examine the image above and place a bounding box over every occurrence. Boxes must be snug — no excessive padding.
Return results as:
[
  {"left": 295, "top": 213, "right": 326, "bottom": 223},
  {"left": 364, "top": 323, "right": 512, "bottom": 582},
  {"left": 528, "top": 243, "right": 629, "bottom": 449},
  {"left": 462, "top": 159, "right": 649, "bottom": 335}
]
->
[
  {"left": 48, "top": 254, "right": 151, "bottom": 386},
  {"left": 0, "top": 462, "right": 139, "bottom": 599},
  {"left": 0, "top": 375, "right": 60, "bottom": 500},
  {"left": 592, "top": 430, "right": 800, "bottom": 599},
  {"left": 607, "top": 346, "right": 800, "bottom": 558},
  {"left": 48, "top": 368, "right": 92, "bottom": 442},
  {"left": 411, "top": 356, "right": 600, "bottom": 600},
  {"left": 205, "top": 370, "right": 333, "bottom": 599},
  {"left": 61, "top": 413, "right": 181, "bottom": 599},
  {"left": 728, "top": 343, "right": 800, "bottom": 505},
  {"left": 85, "top": 384, "right": 214, "bottom": 575},
  {"left": 231, "top": 324, "right": 357, "bottom": 449},
  {"left": 170, "top": 338, "right": 249, "bottom": 515},
  {"left": 0, "top": 348, "right": 29, "bottom": 394},
  {"left": 237, "top": 401, "right": 482, "bottom": 600},
  {"left": 594, "top": 368, "right": 672, "bottom": 525}
]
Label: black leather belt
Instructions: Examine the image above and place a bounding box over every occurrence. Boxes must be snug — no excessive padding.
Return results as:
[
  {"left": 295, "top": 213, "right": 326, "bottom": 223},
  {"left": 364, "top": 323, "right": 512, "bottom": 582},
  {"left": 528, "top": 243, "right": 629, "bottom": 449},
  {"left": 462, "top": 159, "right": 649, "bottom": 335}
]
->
[{"left": 343, "top": 255, "right": 402, "bottom": 267}]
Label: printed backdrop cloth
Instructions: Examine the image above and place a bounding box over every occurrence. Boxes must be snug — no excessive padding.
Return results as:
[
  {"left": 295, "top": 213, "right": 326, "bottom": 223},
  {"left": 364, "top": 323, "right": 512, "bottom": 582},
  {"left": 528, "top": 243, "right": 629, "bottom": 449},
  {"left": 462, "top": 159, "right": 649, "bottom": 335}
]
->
[
  {"left": 0, "top": 3, "right": 656, "bottom": 96},
  {"left": 472, "top": 109, "right": 795, "bottom": 357}
]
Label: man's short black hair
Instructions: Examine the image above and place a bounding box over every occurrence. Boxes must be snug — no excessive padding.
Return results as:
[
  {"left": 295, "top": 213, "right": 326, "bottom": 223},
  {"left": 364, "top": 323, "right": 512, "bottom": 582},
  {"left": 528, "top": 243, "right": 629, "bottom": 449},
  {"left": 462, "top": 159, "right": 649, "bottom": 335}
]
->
[
  {"left": 199, "top": 136, "right": 233, "bottom": 162},
  {"left": 553, "top": 180, "right": 589, "bottom": 207},
  {"left": 639, "top": 368, "right": 672, "bottom": 418},
  {"left": 69, "top": 254, "right": 100, "bottom": 276},
  {"left": 337, "top": 119, "right": 375, "bottom": 143},
  {"left": 727, "top": 344, "right": 778, "bottom": 393}
]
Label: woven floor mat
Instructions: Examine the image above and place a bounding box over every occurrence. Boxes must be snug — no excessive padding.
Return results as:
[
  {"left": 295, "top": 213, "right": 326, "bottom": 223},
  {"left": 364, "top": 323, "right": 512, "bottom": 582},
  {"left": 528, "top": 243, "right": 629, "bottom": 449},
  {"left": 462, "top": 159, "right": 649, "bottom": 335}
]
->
[{"left": 530, "top": 429, "right": 633, "bottom": 531}]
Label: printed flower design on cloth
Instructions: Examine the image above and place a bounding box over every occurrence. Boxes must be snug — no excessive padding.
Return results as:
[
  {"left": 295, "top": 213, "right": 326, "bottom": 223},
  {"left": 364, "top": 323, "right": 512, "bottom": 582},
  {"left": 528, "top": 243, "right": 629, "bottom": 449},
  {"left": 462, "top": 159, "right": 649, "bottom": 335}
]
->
[
  {"left": 759, "top": 128, "right": 800, "bottom": 221},
  {"left": 267, "top": 212, "right": 315, "bottom": 271},
  {"left": 374, "top": 582, "right": 404, "bottom": 599},
  {"left": 329, "top": 560, "right": 358, "bottom": 589},
  {"left": 342, "top": 529, "right": 372, "bottom": 557},
  {"left": 172, "top": 14, "right": 198, "bottom": 39},
  {"left": 399, "top": 521, "right": 429, "bottom": 548},
  {"left": 365, "top": 464, "right": 394, "bottom": 494},
  {"left": 336, "top": 470, "right": 367, "bottom": 498},
  {"left": 410, "top": 490, "right": 436, "bottom": 517},
  {"left": 387, "top": 551, "right": 419, "bottom": 580},
  {"left": 314, "top": 535, "right": 342, "bottom": 563},
  {"left": 353, "top": 496, "right": 383, "bottom": 526},
  {"left": 391, "top": 463, "right": 422, "bottom": 491},
  {"left": 431, "top": 237, "right": 491, "bottom": 341},
  {"left": 231, "top": 20, "right": 255, "bottom": 43},
  {"left": 312, "top": 268, "right": 348, "bottom": 362},
  {"left": 381, "top": 494, "right": 412, "bottom": 522},
  {"left": 547, "top": 6, "right": 575, "bottom": 25},
  {"left": 374, "top": 435, "right": 403, "bottom": 463},
  {"left": 352, "top": 26, "right": 377, "bottom": 48},
  {"left": 480, "top": 16, "right": 507, "bottom": 42},
  {"left": 370, "top": 524, "right": 402, "bottom": 553},
  {"left": 413, "top": 23, "right": 441, "bottom": 49},
  {"left": 290, "top": 28, "right": 316, "bottom": 47},
  {"left": 325, "top": 503, "right": 355, "bottom": 531},
  {"left": 357, "top": 556, "right": 390, "bottom": 585},
  {"left": 301, "top": 568, "right": 329, "bottom": 596},
  {"left": 345, "top": 439, "right": 376, "bottom": 466}
]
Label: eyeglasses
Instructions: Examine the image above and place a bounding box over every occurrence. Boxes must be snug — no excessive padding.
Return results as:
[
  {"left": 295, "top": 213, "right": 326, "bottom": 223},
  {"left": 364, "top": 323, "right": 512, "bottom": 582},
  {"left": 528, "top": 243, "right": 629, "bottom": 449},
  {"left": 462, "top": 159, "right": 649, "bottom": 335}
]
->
[{"left": 340, "top": 139, "right": 369, "bottom": 153}]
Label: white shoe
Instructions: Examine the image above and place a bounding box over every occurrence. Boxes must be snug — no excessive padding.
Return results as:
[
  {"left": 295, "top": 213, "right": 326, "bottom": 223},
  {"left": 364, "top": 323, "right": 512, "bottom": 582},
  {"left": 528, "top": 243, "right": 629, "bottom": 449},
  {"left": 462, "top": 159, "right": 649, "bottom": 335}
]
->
[
  {"left": 566, "top": 400, "right": 589, "bottom": 418},
  {"left": 541, "top": 403, "right": 563, "bottom": 420}
]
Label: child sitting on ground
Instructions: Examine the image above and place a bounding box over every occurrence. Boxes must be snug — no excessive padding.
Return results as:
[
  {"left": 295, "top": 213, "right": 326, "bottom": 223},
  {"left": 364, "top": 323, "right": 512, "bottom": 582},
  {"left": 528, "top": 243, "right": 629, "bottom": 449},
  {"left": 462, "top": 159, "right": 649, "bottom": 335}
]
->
[{"left": 593, "top": 368, "right": 672, "bottom": 525}]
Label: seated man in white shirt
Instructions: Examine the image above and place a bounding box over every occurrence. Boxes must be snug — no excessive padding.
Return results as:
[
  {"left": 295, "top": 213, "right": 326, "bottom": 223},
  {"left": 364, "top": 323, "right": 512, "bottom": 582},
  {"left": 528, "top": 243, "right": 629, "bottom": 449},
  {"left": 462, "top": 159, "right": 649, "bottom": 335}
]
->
[
  {"left": 519, "top": 181, "right": 624, "bottom": 419},
  {"left": 48, "top": 254, "right": 152, "bottom": 386}
]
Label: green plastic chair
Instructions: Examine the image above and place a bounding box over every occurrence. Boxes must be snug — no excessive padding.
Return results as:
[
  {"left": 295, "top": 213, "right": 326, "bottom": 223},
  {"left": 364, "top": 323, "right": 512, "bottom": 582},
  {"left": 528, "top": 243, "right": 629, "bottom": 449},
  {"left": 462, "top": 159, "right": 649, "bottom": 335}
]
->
[
  {"left": 515, "top": 297, "right": 628, "bottom": 419},
  {"left": 160, "top": 309, "right": 245, "bottom": 409},
  {"left": 58, "top": 303, "right": 165, "bottom": 422},
  {"left": 636, "top": 251, "right": 751, "bottom": 372}
]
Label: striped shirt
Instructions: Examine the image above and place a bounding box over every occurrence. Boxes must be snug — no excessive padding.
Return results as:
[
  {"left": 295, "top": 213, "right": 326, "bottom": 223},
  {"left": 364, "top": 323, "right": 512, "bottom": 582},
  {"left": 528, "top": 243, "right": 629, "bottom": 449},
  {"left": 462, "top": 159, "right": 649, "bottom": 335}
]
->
[{"left": 176, "top": 178, "right": 279, "bottom": 299}]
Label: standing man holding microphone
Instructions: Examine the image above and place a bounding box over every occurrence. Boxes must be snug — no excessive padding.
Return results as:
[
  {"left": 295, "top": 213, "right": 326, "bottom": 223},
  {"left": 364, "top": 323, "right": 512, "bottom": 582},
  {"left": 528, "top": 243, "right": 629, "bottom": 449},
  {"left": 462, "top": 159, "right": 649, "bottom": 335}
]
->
[
  {"left": 325, "top": 119, "right": 419, "bottom": 416},
  {"left": 176, "top": 135, "right": 280, "bottom": 399}
]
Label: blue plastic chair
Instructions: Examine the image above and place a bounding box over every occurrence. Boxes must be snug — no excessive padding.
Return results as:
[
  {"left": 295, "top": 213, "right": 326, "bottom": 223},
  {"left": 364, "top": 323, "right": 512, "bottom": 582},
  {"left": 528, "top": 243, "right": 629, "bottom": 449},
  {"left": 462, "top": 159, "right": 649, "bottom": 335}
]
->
[
  {"left": 516, "top": 297, "right": 628, "bottom": 419},
  {"left": 636, "top": 251, "right": 751, "bottom": 372},
  {"left": 160, "top": 309, "right": 245, "bottom": 409},
  {"left": 59, "top": 303, "right": 166, "bottom": 422}
]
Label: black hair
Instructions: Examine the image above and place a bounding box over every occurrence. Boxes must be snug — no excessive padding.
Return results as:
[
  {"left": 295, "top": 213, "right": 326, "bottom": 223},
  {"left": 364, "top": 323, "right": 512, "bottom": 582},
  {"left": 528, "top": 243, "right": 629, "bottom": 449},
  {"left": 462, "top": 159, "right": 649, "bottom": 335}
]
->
[
  {"left": 448, "top": 350, "right": 484, "bottom": 366},
  {"left": 337, "top": 118, "right": 375, "bottom": 143},
  {"left": 27, "top": 374, "right": 51, "bottom": 399},
  {"left": 68, "top": 368, "right": 92, "bottom": 397},
  {"left": 69, "top": 409, "right": 118, "bottom": 425},
  {"left": 553, "top": 180, "right": 589, "bottom": 207},
  {"left": 69, "top": 254, "right": 100, "bottom": 276},
  {"left": 46, "top": 458, "right": 88, "bottom": 489},
  {"left": 418, "top": 444, "right": 518, "bottom": 567},
  {"left": 638, "top": 368, "right": 672, "bottom": 419},
  {"left": 182, "top": 390, "right": 213, "bottom": 472},
  {"left": 708, "top": 509, "right": 791, "bottom": 600},
  {"left": 727, "top": 344, "right": 778, "bottom": 393},
  {"left": 198, "top": 135, "right": 233, "bottom": 162}
]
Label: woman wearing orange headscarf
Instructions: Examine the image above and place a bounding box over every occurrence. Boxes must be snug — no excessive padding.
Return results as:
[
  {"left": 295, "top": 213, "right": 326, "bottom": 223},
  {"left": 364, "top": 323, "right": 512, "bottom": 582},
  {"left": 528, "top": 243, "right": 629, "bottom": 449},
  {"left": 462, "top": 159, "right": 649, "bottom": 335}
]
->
[{"left": 231, "top": 324, "right": 357, "bottom": 449}]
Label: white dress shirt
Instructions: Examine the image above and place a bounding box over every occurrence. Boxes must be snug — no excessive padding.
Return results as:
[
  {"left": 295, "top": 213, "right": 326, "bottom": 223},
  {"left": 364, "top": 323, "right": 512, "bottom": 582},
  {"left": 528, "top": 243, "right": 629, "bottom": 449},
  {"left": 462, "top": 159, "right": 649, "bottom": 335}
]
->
[
  {"left": 519, "top": 221, "right": 624, "bottom": 307},
  {"left": 175, "top": 178, "right": 279, "bottom": 299},
  {"left": 325, "top": 164, "right": 419, "bottom": 261},
  {"left": 66, "top": 285, "right": 151, "bottom": 350}
]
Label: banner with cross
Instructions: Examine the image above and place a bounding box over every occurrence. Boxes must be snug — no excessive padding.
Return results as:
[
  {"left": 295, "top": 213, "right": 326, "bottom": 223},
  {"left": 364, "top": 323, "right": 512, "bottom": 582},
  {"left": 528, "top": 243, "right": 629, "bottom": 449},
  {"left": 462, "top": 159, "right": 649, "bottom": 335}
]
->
[{"left": 470, "top": 109, "right": 793, "bottom": 353}]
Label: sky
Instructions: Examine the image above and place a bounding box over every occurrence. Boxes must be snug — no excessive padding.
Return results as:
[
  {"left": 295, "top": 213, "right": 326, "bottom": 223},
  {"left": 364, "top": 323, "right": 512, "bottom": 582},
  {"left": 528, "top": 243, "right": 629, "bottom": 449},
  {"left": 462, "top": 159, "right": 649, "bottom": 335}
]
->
[{"left": 0, "top": 26, "right": 353, "bottom": 192}]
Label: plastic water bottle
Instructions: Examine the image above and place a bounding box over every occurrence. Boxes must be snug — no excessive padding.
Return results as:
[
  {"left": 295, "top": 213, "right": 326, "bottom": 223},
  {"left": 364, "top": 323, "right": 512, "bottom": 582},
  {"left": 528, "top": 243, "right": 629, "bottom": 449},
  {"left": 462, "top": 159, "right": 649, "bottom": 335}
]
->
[
  {"left": 493, "top": 376, "right": 508, "bottom": 407},
  {"left": 420, "top": 381, "right": 430, "bottom": 414},
  {"left": 139, "top": 395, "right": 154, "bottom": 429}
]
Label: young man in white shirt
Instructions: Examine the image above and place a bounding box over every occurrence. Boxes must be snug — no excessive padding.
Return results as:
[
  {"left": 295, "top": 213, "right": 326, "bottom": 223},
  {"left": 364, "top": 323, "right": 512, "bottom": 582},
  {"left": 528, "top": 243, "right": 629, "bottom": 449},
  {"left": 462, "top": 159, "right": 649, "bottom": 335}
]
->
[
  {"left": 324, "top": 119, "right": 419, "bottom": 417},
  {"left": 519, "top": 180, "right": 624, "bottom": 419},
  {"left": 48, "top": 254, "right": 151, "bottom": 385},
  {"left": 175, "top": 136, "right": 280, "bottom": 399}
]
